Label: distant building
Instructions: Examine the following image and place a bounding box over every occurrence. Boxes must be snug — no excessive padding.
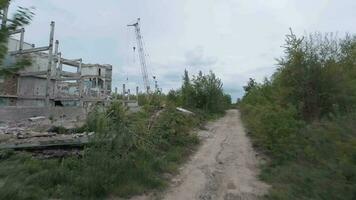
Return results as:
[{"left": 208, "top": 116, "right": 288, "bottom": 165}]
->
[{"left": 0, "top": 36, "right": 112, "bottom": 107}]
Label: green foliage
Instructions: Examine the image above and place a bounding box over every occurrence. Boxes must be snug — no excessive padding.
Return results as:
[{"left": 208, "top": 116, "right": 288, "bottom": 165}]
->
[
  {"left": 0, "top": 1, "right": 34, "bottom": 76},
  {"left": 261, "top": 114, "right": 356, "bottom": 200},
  {"left": 243, "top": 78, "right": 257, "bottom": 93},
  {"left": 166, "top": 89, "right": 181, "bottom": 106},
  {"left": 180, "top": 69, "right": 196, "bottom": 108},
  {"left": 274, "top": 31, "right": 356, "bottom": 120},
  {"left": 0, "top": 66, "right": 225, "bottom": 198},
  {"left": 240, "top": 31, "right": 356, "bottom": 199},
  {"left": 170, "top": 69, "right": 231, "bottom": 114},
  {"left": 137, "top": 92, "right": 165, "bottom": 112},
  {"left": 0, "top": 101, "right": 201, "bottom": 199}
]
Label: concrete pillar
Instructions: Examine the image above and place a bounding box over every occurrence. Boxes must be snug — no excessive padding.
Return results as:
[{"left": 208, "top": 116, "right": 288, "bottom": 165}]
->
[
  {"left": 122, "top": 84, "right": 126, "bottom": 99},
  {"left": 78, "top": 59, "right": 83, "bottom": 106},
  {"left": 19, "top": 28, "right": 25, "bottom": 51},
  {"left": 96, "top": 78, "right": 99, "bottom": 97},
  {"left": 54, "top": 40, "right": 59, "bottom": 57},
  {"left": 54, "top": 52, "right": 61, "bottom": 99},
  {"left": 45, "top": 21, "right": 55, "bottom": 107},
  {"left": 53, "top": 40, "right": 59, "bottom": 77},
  {"left": 58, "top": 52, "right": 62, "bottom": 73},
  {"left": 103, "top": 78, "right": 106, "bottom": 98}
]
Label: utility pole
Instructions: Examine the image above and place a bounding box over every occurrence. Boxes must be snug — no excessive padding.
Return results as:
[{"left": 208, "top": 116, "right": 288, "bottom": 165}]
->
[{"left": 127, "top": 18, "right": 150, "bottom": 94}]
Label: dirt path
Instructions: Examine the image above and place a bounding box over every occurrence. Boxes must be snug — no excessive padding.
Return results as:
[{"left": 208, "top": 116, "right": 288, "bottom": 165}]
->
[{"left": 133, "top": 109, "right": 269, "bottom": 200}]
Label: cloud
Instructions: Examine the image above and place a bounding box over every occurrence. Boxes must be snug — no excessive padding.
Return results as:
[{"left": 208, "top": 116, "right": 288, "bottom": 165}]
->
[
  {"left": 184, "top": 46, "right": 218, "bottom": 68},
  {"left": 9, "top": 0, "right": 356, "bottom": 101}
]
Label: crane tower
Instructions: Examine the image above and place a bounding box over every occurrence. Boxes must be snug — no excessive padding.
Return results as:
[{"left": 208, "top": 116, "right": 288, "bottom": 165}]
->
[{"left": 127, "top": 18, "right": 150, "bottom": 93}]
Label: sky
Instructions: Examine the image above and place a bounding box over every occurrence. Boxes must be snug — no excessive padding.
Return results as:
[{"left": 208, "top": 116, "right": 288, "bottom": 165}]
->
[{"left": 8, "top": 0, "right": 356, "bottom": 101}]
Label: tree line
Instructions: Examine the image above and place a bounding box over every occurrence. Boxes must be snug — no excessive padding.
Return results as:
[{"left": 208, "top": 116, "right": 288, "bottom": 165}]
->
[
  {"left": 167, "top": 70, "right": 231, "bottom": 115},
  {"left": 240, "top": 30, "right": 356, "bottom": 199}
]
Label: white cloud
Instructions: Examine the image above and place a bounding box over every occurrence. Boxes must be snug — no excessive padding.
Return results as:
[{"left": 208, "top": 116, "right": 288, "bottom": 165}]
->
[{"left": 9, "top": 0, "right": 356, "bottom": 100}]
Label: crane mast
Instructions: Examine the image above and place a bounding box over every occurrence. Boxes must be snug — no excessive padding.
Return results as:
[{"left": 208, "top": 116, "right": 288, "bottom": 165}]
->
[{"left": 127, "top": 18, "right": 150, "bottom": 93}]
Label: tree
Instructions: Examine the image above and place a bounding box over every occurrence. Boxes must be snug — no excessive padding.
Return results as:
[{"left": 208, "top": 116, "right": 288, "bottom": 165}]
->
[
  {"left": 176, "top": 70, "right": 231, "bottom": 114},
  {"left": 191, "top": 70, "right": 226, "bottom": 113},
  {"left": 166, "top": 89, "right": 180, "bottom": 105},
  {"left": 243, "top": 78, "right": 257, "bottom": 94},
  {"left": 0, "top": 0, "right": 34, "bottom": 76},
  {"left": 274, "top": 31, "right": 356, "bottom": 120},
  {"left": 181, "top": 69, "right": 195, "bottom": 108}
]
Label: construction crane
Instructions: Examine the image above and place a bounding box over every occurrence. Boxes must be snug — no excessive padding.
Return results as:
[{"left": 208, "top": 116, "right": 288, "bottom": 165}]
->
[{"left": 127, "top": 18, "right": 150, "bottom": 93}]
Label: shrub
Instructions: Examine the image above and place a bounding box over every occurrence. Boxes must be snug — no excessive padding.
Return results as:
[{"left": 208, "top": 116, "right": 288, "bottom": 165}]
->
[
  {"left": 0, "top": 101, "right": 201, "bottom": 199},
  {"left": 240, "top": 31, "right": 356, "bottom": 199}
]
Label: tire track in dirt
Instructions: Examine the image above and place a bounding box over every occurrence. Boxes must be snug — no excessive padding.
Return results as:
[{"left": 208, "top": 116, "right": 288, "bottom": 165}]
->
[{"left": 131, "top": 109, "right": 269, "bottom": 200}]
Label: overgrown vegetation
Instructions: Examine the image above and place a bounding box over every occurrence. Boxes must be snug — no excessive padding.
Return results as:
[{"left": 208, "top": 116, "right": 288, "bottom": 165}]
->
[
  {"left": 0, "top": 0, "right": 34, "bottom": 76},
  {"left": 0, "top": 102, "right": 200, "bottom": 199},
  {"left": 167, "top": 70, "right": 231, "bottom": 115},
  {"left": 240, "top": 30, "right": 356, "bottom": 199},
  {"left": 0, "top": 70, "right": 231, "bottom": 199},
  {"left": 0, "top": 2, "right": 231, "bottom": 198}
]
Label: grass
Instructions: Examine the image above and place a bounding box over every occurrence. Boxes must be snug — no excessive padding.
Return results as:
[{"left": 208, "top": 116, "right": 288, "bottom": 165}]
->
[
  {"left": 240, "top": 105, "right": 356, "bottom": 200},
  {"left": 0, "top": 102, "right": 203, "bottom": 200}
]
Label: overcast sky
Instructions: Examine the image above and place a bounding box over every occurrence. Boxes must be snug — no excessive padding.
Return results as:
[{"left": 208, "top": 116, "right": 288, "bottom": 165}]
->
[{"left": 9, "top": 0, "right": 356, "bottom": 100}]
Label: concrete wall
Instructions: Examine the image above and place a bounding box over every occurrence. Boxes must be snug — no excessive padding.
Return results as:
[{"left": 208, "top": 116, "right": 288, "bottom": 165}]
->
[
  {"left": 82, "top": 67, "right": 98, "bottom": 76},
  {"left": 0, "top": 97, "right": 16, "bottom": 106},
  {"left": 7, "top": 39, "right": 54, "bottom": 75},
  {"left": 18, "top": 77, "right": 55, "bottom": 97},
  {"left": 17, "top": 99, "right": 45, "bottom": 107},
  {"left": 2, "top": 38, "right": 113, "bottom": 107},
  {"left": 0, "top": 106, "right": 86, "bottom": 122},
  {"left": 25, "top": 53, "right": 49, "bottom": 73},
  {"left": 0, "top": 75, "right": 18, "bottom": 96}
]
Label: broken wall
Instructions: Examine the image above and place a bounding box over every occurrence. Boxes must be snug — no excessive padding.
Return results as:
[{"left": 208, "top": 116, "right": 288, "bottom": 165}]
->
[
  {"left": 0, "top": 75, "right": 18, "bottom": 96},
  {"left": 6, "top": 39, "right": 52, "bottom": 75},
  {"left": 0, "top": 106, "right": 86, "bottom": 122},
  {"left": 22, "top": 53, "right": 49, "bottom": 73},
  {"left": 18, "top": 77, "right": 55, "bottom": 98}
]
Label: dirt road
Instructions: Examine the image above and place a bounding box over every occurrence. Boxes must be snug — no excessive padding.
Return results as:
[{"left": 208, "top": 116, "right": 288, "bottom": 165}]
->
[{"left": 133, "top": 109, "right": 269, "bottom": 200}]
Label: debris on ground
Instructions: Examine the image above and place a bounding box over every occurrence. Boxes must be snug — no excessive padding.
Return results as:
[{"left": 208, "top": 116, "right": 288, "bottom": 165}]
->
[
  {"left": 0, "top": 131, "right": 93, "bottom": 150},
  {"left": 176, "top": 107, "right": 194, "bottom": 115},
  {"left": 0, "top": 116, "right": 91, "bottom": 156},
  {"left": 28, "top": 116, "right": 46, "bottom": 122}
]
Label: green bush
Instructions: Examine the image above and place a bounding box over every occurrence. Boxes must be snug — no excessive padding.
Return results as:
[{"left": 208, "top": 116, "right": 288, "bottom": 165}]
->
[
  {"left": 240, "top": 31, "right": 356, "bottom": 199},
  {"left": 0, "top": 101, "right": 201, "bottom": 199},
  {"left": 169, "top": 70, "right": 231, "bottom": 114}
]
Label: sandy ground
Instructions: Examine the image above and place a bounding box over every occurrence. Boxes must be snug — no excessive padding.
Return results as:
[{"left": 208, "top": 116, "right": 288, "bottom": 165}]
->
[{"left": 132, "top": 109, "right": 269, "bottom": 200}]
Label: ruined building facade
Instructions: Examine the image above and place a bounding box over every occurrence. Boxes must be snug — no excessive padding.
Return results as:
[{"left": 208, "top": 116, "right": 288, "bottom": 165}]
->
[{"left": 0, "top": 21, "right": 112, "bottom": 107}]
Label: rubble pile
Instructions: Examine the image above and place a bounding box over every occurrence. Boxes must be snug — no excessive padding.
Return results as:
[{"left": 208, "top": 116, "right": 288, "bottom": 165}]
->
[{"left": 0, "top": 116, "right": 93, "bottom": 154}]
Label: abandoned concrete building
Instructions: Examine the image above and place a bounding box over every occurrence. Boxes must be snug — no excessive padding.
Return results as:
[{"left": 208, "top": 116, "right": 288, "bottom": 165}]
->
[{"left": 0, "top": 20, "right": 113, "bottom": 108}]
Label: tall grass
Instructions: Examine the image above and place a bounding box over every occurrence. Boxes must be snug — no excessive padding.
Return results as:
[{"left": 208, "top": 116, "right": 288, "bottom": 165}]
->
[{"left": 0, "top": 102, "right": 200, "bottom": 199}]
